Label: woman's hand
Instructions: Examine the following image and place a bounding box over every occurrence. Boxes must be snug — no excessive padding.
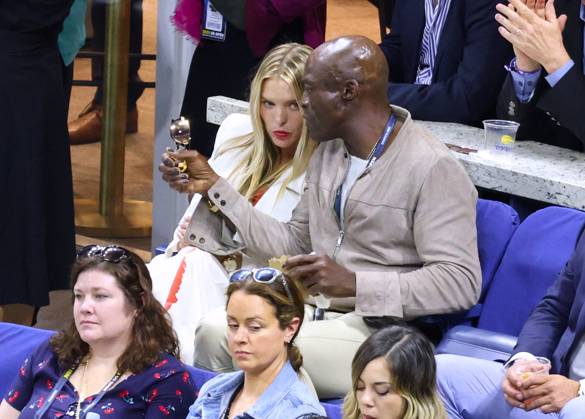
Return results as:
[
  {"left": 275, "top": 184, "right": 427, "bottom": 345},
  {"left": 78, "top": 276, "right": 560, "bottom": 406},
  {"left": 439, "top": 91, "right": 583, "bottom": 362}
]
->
[{"left": 176, "top": 215, "right": 192, "bottom": 250}]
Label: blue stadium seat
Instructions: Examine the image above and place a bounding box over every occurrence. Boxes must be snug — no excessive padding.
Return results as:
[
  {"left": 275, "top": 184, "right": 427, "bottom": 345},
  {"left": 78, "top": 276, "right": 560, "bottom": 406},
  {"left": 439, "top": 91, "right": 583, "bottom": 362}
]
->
[
  {"left": 436, "top": 206, "right": 585, "bottom": 361},
  {"left": 0, "top": 322, "right": 55, "bottom": 397},
  {"left": 478, "top": 206, "right": 585, "bottom": 335}
]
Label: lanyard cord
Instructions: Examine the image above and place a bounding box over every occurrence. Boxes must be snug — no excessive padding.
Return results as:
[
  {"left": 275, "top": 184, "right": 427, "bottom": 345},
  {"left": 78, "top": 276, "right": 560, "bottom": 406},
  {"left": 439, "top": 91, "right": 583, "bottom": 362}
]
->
[
  {"left": 33, "top": 361, "right": 122, "bottom": 419},
  {"left": 334, "top": 113, "right": 398, "bottom": 221}
]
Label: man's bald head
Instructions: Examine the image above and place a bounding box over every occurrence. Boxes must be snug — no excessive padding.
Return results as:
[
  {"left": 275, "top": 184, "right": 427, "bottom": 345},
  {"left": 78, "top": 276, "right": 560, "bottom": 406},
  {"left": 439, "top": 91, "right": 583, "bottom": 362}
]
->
[
  {"left": 301, "top": 36, "right": 391, "bottom": 144},
  {"left": 309, "top": 35, "right": 389, "bottom": 97}
]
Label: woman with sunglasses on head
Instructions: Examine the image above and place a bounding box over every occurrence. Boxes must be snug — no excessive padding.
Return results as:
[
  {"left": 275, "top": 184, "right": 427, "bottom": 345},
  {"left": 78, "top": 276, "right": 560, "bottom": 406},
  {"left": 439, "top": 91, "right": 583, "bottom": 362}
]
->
[
  {"left": 0, "top": 245, "right": 196, "bottom": 419},
  {"left": 187, "top": 267, "right": 325, "bottom": 418},
  {"left": 343, "top": 325, "right": 446, "bottom": 419},
  {"left": 150, "top": 42, "right": 316, "bottom": 363}
]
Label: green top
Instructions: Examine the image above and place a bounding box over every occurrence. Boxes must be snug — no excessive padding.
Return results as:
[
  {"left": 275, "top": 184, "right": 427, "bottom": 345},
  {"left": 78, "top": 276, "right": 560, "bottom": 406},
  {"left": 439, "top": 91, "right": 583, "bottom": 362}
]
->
[{"left": 58, "top": 0, "right": 87, "bottom": 66}]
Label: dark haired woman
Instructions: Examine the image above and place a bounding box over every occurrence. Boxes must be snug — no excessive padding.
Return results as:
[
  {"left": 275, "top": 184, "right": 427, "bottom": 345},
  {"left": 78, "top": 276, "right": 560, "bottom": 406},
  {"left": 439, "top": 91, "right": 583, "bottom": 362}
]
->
[
  {"left": 343, "top": 325, "right": 446, "bottom": 419},
  {"left": 187, "top": 267, "right": 324, "bottom": 418},
  {"left": 0, "top": 245, "right": 195, "bottom": 418}
]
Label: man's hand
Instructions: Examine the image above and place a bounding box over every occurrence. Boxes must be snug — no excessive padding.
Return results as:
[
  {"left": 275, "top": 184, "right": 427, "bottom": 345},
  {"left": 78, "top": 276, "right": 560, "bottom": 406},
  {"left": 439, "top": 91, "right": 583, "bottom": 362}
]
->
[
  {"left": 502, "top": 366, "right": 527, "bottom": 408},
  {"left": 284, "top": 254, "right": 356, "bottom": 298},
  {"left": 519, "top": 374, "right": 580, "bottom": 413},
  {"left": 496, "top": 0, "right": 570, "bottom": 74},
  {"left": 159, "top": 150, "right": 219, "bottom": 196}
]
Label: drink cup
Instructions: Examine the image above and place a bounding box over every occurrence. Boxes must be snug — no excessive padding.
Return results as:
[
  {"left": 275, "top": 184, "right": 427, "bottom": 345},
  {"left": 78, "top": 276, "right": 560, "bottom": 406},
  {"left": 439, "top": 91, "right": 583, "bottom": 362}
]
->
[
  {"left": 482, "top": 119, "right": 520, "bottom": 154},
  {"left": 510, "top": 357, "right": 551, "bottom": 381}
]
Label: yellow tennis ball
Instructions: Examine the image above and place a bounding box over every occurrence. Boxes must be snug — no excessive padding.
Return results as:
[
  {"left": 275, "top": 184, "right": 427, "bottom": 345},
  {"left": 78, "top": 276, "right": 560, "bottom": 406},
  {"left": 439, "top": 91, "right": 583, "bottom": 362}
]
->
[{"left": 501, "top": 135, "right": 515, "bottom": 145}]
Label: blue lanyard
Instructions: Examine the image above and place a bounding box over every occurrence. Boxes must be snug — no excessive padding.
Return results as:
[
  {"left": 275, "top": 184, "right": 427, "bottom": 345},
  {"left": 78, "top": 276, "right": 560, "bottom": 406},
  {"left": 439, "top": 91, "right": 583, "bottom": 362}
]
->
[
  {"left": 334, "top": 113, "right": 398, "bottom": 220},
  {"left": 34, "top": 362, "right": 122, "bottom": 419}
]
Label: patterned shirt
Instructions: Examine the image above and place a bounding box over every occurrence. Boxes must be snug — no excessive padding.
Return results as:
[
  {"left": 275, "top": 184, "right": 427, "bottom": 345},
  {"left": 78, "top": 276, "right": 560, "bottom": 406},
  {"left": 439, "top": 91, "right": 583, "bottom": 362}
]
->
[
  {"left": 5, "top": 339, "right": 196, "bottom": 418},
  {"left": 415, "top": 0, "right": 453, "bottom": 85}
]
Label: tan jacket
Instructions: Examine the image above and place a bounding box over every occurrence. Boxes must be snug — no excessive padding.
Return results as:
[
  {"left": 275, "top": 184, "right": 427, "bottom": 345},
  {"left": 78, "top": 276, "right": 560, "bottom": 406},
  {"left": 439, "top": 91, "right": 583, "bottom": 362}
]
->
[{"left": 186, "top": 106, "right": 481, "bottom": 319}]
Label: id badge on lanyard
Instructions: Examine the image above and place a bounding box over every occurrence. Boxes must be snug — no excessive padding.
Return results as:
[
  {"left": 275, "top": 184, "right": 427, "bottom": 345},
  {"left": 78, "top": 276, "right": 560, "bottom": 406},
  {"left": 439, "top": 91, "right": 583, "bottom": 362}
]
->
[{"left": 201, "top": 0, "right": 227, "bottom": 42}]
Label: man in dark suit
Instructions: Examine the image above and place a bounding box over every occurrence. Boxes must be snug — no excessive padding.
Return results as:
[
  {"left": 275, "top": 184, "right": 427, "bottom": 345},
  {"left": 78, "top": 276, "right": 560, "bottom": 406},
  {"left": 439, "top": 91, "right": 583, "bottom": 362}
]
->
[
  {"left": 496, "top": 0, "right": 585, "bottom": 151},
  {"left": 436, "top": 230, "right": 585, "bottom": 418},
  {"left": 379, "top": 0, "right": 511, "bottom": 126}
]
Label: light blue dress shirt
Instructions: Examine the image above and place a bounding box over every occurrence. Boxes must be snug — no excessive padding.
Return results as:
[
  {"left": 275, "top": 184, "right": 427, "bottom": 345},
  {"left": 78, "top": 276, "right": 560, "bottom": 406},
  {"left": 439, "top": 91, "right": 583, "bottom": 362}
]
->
[{"left": 510, "top": 4, "right": 584, "bottom": 103}]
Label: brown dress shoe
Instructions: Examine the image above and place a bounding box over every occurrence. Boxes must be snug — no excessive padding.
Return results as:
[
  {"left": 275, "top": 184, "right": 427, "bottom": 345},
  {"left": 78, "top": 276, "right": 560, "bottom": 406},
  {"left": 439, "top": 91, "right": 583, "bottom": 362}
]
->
[{"left": 69, "top": 101, "right": 138, "bottom": 145}]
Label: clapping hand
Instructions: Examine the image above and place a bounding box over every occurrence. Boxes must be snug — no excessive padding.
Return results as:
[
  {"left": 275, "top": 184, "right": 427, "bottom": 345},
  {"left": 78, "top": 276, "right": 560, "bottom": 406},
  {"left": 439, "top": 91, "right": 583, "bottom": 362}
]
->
[{"left": 495, "top": 0, "right": 570, "bottom": 73}]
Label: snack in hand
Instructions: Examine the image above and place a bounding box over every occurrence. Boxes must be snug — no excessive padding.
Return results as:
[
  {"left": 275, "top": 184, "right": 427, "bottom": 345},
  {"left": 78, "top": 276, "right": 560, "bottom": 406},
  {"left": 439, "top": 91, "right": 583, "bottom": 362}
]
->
[{"left": 268, "top": 255, "right": 289, "bottom": 272}]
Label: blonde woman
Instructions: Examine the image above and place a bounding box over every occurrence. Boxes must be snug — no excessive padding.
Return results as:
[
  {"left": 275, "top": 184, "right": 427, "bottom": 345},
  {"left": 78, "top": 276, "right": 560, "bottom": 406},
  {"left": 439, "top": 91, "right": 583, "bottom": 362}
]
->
[
  {"left": 149, "top": 43, "right": 316, "bottom": 364},
  {"left": 343, "top": 326, "right": 447, "bottom": 419}
]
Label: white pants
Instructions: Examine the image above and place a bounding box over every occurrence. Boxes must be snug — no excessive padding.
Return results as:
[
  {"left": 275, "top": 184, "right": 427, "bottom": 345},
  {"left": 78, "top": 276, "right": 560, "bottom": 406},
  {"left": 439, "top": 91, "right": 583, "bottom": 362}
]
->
[{"left": 148, "top": 247, "right": 229, "bottom": 364}]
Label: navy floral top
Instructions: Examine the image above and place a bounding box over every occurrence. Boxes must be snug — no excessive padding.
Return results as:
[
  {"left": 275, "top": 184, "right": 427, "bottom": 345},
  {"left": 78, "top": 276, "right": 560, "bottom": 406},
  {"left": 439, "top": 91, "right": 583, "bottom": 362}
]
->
[{"left": 5, "top": 339, "right": 196, "bottom": 418}]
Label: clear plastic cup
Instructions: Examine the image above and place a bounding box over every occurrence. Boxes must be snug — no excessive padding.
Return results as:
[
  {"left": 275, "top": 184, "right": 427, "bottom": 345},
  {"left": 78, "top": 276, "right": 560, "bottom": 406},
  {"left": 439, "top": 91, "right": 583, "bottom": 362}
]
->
[
  {"left": 482, "top": 120, "right": 520, "bottom": 154},
  {"left": 510, "top": 357, "right": 551, "bottom": 381}
]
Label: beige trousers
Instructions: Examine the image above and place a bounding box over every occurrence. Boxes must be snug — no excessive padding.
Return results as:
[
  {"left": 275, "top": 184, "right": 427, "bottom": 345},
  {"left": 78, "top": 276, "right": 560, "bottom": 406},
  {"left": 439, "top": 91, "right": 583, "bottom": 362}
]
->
[{"left": 193, "top": 305, "right": 373, "bottom": 399}]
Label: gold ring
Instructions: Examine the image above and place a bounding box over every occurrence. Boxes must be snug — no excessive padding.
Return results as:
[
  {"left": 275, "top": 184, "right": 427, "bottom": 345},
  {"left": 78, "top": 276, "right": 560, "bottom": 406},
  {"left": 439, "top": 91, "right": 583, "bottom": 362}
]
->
[{"left": 177, "top": 161, "right": 188, "bottom": 173}]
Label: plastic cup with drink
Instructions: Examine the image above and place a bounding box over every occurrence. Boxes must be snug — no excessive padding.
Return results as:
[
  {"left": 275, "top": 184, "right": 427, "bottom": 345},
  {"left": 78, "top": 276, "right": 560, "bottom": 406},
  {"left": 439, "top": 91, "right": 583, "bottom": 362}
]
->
[
  {"left": 481, "top": 119, "right": 520, "bottom": 155},
  {"left": 509, "top": 356, "right": 552, "bottom": 382}
]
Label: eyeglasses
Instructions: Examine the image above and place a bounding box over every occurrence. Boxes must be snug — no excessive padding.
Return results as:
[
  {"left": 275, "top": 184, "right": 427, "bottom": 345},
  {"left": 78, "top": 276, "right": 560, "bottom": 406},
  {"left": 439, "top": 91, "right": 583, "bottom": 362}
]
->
[
  {"left": 229, "top": 267, "right": 293, "bottom": 301},
  {"left": 77, "top": 245, "right": 129, "bottom": 263}
]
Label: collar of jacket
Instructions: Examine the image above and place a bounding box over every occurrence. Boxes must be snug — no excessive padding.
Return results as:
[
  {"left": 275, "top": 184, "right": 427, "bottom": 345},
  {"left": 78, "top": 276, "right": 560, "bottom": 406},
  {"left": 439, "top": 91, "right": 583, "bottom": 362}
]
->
[{"left": 201, "top": 361, "right": 299, "bottom": 418}]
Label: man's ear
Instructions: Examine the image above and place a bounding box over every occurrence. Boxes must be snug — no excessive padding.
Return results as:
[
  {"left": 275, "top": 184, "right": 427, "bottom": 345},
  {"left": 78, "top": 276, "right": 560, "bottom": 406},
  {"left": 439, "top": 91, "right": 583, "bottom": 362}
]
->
[{"left": 341, "top": 79, "right": 359, "bottom": 101}]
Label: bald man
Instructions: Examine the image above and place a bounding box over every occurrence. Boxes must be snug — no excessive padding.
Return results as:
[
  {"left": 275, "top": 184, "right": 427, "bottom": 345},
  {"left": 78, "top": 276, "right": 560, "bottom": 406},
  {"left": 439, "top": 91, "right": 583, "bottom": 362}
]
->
[{"left": 159, "top": 36, "right": 480, "bottom": 398}]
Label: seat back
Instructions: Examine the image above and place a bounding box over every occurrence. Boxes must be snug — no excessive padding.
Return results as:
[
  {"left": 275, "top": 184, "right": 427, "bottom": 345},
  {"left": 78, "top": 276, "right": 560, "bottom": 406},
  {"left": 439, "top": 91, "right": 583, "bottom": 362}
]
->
[
  {"left": 478, "top": 206, "right": 585, "bottom": 335},
  {"left": 475, "top": 199, "right": 520, "bottom": 301},
  {"left": 0, "top": 322, "right": 55, "bottom": 397}
]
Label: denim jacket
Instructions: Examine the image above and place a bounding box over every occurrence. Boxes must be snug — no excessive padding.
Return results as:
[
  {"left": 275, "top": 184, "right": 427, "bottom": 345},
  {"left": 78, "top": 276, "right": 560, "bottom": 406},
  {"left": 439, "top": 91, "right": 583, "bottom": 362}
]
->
[{"left": 187, "top": 361, "right": 325, "bottom": 419}]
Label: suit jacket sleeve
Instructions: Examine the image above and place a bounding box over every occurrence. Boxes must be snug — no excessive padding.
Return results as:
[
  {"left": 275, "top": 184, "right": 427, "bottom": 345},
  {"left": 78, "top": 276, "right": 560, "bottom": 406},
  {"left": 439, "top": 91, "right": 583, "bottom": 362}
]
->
[
  {"left": 383, "top": 0, "right": 511, "bottom": 125},
  {"left": 513, "top": 236, "right": 584, "bottom": 358},
  {"left": 537, "top": 66, "right": 585, "bottom": 145}
]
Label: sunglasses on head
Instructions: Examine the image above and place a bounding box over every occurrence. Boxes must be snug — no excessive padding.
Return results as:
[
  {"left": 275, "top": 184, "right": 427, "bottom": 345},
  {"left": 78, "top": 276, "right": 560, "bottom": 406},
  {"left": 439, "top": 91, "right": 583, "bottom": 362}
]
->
[
  {"left": 229, "top": 267, "right": 293, "bottom": 301},
  {"left": 77, "top": 245, "right": 129, "bottom": 264}
]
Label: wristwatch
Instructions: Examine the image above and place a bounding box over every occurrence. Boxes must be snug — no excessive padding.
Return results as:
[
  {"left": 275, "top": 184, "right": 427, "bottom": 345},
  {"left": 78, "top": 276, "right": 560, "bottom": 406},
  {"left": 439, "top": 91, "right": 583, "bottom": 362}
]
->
[{"left": 578, "top": 379, "right": 585, "bottom": 397}]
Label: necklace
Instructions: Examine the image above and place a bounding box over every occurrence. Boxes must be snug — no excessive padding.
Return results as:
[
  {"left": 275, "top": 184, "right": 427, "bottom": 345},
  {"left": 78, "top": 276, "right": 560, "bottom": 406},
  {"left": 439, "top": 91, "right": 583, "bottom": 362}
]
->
[{"left": 75, "top": 360, "right": 88, "bottom": 419}]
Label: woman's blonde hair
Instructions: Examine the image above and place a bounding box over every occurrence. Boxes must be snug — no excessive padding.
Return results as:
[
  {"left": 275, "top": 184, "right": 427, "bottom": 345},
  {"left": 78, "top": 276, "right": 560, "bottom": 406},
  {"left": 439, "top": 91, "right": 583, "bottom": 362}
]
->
[
  {"left": 216, "top": 43, "right": 316, "bottom": 200},
  {"left": 343, "top": 326, "right": 447, "bottom": 419}
]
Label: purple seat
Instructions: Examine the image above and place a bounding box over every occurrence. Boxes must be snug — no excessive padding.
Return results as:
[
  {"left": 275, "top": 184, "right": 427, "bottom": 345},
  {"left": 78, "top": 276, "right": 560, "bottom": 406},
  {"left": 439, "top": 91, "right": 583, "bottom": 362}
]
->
[
  {"left": 0, "top": 322, "right": 55, "bottom": 397},
  {"left": 478, "top": 206, "right": 585, "bottom": 335},
  {"left": 436, "top": 206, "right": 585, "bottom": 362}
]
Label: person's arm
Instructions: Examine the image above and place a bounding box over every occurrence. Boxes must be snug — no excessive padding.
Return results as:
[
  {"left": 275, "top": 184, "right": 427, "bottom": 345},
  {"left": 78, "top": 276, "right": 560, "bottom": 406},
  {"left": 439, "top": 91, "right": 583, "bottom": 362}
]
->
[
  {"left": 512, "top": 234, "right": 584, "bottom": 357},
  {"left": 537, "top": 64, "right": 585, "bottom": 145},
  {"left": 185, "top": 175, "right": 312, "bottom": 261},
  {"left": 386, "top": 0, "right": 511, "bottom": 125},
  {"left": 356, "top": 156, "right": 481, "bottom": 318},
  {"left": 1, "top": 343, "right": 40, "bottom": 417}
]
